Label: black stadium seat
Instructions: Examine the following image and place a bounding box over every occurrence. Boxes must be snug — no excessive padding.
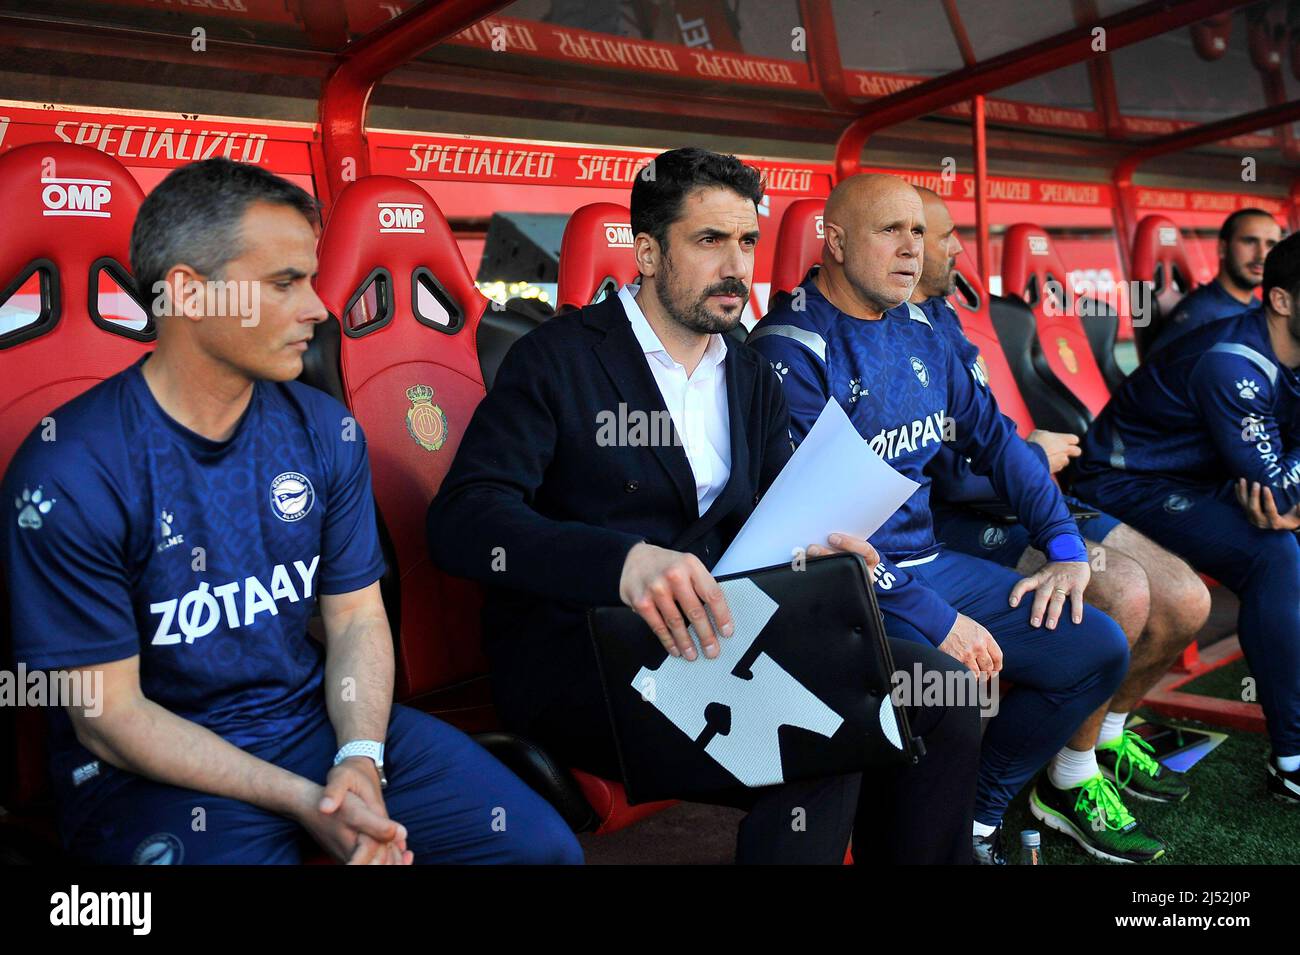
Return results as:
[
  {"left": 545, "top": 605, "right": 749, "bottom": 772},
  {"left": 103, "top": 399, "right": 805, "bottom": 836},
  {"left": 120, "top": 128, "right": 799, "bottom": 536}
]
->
[{"left": 0, "top": 142, "right": 153, "bottom": 861}]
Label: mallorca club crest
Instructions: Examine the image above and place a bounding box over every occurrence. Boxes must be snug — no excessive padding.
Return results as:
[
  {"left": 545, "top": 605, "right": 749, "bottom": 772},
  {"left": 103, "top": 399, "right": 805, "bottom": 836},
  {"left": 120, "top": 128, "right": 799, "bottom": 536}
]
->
[
  {"left": 405, "top": 384, "right": 448, "bottom": 452},
  {"left": 1056, "top": 337, "right": 1079, "bottom": 375}
]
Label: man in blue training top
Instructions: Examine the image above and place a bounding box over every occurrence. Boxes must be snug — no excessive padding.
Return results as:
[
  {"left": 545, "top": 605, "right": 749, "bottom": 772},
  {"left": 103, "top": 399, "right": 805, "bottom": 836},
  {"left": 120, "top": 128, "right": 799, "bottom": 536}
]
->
[
  {"left": 911, "top": 187, "right": 1210, "bottom": 862},
  {"left": 749, "top": 173, "right": 1130, "bottom": 865},
  {"left": 1075, "top": 233, "right": 1300, "bottom": 805},
  {"left": 1, "top": 158, "right": 581, "bottom": 865},
  {"left": 1149, "top": 208, "right": 1281, "bottom": 354}
]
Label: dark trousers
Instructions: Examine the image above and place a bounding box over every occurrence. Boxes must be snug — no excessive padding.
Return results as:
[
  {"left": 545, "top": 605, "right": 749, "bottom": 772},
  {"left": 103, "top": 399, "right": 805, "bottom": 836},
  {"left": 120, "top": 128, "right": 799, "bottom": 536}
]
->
[{"left": 521, "top": 638, "right": 981, "bottom": 865}]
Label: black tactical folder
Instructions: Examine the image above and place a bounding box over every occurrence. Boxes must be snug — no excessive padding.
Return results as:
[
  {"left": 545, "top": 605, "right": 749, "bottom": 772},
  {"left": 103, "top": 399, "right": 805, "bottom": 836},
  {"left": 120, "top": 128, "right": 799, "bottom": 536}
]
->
[{"left": 589, "top": 553, "right": 918, "bottom": 804}]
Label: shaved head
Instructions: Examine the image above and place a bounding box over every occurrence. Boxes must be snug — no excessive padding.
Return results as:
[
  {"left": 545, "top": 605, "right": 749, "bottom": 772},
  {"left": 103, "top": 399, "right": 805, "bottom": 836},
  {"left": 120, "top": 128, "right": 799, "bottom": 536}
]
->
[
  {"left": 911, "top": 187, "right": 963, "bottom": 301},
  {"left": 817, "top": 173, "right": 925, "bottom": 318}
]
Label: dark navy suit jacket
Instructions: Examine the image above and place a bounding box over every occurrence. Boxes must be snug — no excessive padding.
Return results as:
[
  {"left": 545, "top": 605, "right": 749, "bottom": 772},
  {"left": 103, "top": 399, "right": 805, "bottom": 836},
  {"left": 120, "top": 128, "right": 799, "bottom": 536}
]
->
[{"left": 427, "top": 294, "right": 792, "bottom": 730}]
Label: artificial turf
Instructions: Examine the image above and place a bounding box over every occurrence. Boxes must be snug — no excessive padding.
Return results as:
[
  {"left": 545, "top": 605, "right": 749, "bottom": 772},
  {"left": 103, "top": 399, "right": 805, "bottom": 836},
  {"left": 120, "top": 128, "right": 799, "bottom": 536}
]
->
[{"left": 1001, "top": 705, "right": 1299, "bottom": 865}]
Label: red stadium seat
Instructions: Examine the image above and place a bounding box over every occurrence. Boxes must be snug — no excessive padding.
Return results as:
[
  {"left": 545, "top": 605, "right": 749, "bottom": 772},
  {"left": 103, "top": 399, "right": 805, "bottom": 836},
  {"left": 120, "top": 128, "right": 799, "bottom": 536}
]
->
[
  {"left": 769, "top": 197, "right": 826, "bottom": 299},
  {"left": 310, "top": 177, "right": 620, "bottom": 833},
  {"left": 0, "top": 142, "right": 152, "bottom": 855},
  {"left": 551, "top": 201, "right": 679, "bottom": 833},
  {"left": 313, "top": 175, "right": 495, "bottom": 716},
  {"left": 1130, "top": 215, "right": 1198, "bottom": 361},
  {"left": 1001, "top": 223, "right": 1114, "bottom": 419},
  {"left": 949, "top": 247, "right": 1036, "bottom": 437},
  {"left": 556, "top": 202, "right": 637, "bottom": 312}
]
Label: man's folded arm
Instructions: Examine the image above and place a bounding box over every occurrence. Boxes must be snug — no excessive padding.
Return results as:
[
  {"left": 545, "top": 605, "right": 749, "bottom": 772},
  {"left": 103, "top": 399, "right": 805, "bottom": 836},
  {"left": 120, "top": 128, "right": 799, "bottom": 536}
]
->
[
  {"left": 427, "top": 332, "right": 643, "bottom": 606},
  {"left": 1190, "top": 351, "right": 1300, "bottom": 513},
  {"left": 67, "top": 654, "right": 316, "bottom": 818}
]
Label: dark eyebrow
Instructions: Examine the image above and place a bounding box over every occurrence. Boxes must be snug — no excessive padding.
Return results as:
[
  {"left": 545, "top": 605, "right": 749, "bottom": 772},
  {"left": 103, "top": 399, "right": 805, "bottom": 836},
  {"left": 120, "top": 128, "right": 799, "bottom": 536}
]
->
[
  {"left": 264, "top": 268, "right": 313, "bottom": 281},
  {"left": 692, "top": 227, "right": 759, "bottom": 243}
]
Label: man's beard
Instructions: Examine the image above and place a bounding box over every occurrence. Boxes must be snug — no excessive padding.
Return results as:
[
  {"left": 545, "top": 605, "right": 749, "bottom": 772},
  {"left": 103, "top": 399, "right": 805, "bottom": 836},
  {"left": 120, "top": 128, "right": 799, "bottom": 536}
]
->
[
  {"left": 1226, "top": 257, "right": 1264, "bottom": 290},
  {"left": 660, "top": 261, "right": 747, "bottom": 335}
]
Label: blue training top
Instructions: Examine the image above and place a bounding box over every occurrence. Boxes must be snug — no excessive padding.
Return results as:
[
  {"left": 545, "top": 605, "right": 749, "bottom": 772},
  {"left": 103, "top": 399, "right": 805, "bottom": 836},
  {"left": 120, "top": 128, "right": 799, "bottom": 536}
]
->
[
  {"left": 2, "top": 356, "right": 385, "bottom": 835},
  {"left": 1149, "top": 279, "right": 1256, "bottom": 355},
  {"left": 1078, "top": 306, "right": 1300, "bottom": 509},
  {"left": 749, "top": 271, "right": 1083, "bottom": 646}
]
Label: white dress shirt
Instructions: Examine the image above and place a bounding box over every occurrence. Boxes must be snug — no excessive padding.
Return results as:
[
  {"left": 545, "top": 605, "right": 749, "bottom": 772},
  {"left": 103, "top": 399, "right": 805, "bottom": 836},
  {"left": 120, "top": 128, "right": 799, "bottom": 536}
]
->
[{"left": 618, "top": 284, "right": 732, "bottom": 516}]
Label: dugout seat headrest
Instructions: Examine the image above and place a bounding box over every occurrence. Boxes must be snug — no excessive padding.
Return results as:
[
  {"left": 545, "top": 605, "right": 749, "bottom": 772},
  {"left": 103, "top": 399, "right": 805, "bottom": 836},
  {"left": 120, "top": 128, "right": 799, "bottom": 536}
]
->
[
  {"left": 1131, "top": 215, "right": 1196, "bottom": 308},
  {"left": 770, "top": 198, "right": 827, "bottom": 298},
  {"left": 313, "top": 175, "right": 489, "bottom": 700},
  {"left": 556, "top": 202, "right": 637, "bottom": 311},
  {"left": 1001, "top": 223, "right": 1072, "bottom": 312},
  {"left": 0, "top": 141, "right": 150, "bottom": 470}
]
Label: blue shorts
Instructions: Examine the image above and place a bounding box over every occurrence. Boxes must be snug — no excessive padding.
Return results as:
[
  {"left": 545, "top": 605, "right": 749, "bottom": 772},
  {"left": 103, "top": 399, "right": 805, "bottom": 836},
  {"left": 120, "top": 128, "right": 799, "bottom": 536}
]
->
[
  {"left": 66, "top": 704, "right": 582, "bottom": 865},
  {"left": 932, "top": 495, "right": 1122, "bottom": 569}
]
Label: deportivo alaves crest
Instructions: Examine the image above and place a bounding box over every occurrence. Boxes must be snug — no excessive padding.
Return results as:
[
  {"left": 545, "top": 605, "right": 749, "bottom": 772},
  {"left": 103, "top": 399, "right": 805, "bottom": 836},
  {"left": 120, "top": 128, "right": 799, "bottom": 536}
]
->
[
  {"left": 633, "top": 578, "right": 844, "bottom": 787},
  {"left": 405, "top": 384, "right": 448, "bottom": 452}
]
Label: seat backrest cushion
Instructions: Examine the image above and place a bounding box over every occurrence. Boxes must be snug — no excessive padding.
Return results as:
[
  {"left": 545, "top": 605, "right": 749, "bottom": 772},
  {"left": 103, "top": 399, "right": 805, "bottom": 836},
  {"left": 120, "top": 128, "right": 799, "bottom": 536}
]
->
[
  {"left": 1130, "top": 215, "right": 1197, "bottom": 361},
  {"left": 0, "top": 142, "right": 151, "bottom": 810},
  {"left": 770, "top": 198, "right": 827, "bottom": 298},
  {"left": 314, "top": 176, "right": 489, "bottom": 700},
  {"left": 556, "top": 202, "right": 637, "bottom": 312},
  {"left": 1001, "top": 223, "right": 1111, "bottom": 418}
]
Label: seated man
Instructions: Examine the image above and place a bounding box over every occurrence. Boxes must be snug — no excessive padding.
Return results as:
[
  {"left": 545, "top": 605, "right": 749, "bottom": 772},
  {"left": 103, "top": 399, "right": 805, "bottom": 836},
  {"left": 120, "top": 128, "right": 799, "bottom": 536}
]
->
[
  {"left": 1075, "top": 233, "right": 1300, "bottom": 804},
  {"left": 749, "top": 174, "right": 1130, "bottom": 864},
  {"left": 911, "top": 187, "right": 1210, "bottom": 863},
  {"left": 1, "top": 158, "right": 581, "bottom": 865},
  {"left": 428, "top": 147, "right": 983, "bottom": 865},
  {"left": 1149, "top": 207, "right": 1281, "bottom": 354}
]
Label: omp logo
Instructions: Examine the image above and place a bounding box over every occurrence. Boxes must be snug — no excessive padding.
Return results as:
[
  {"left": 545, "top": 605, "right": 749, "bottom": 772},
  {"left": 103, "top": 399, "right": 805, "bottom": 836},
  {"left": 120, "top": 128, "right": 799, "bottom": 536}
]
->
[
  {"left": 378, "top": 201, "right": 425, "bottom": 234},
  {"left": 814, "top": 214, "right": 824, "bottom": 239},
  {"left": 604, "top": 222, "right": 633, "bottom": 248},
  {"left": 1028, "top": 235, "right": 1049, "bottom": 256},
  {"left": 1158, "top": 226, "right": 1178, "bottom": 246},
  {"left": 633, "top": 579, "right": 844, "bottom": 786},
  {"left": 42, "top": 177, "right": 111, "bottom": 218}
]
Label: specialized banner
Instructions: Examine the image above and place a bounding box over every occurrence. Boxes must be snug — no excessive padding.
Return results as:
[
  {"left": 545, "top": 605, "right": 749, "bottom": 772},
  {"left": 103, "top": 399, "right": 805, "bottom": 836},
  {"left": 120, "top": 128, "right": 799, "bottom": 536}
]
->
[{"left": 0, "top": 103, "right": 318, "bottom": 175}]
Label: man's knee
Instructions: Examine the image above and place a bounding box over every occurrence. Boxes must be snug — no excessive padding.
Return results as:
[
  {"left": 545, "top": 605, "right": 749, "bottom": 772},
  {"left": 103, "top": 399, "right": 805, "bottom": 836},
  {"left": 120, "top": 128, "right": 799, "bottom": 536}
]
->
[
  {"left": 494, "top": 800, "right": 584, "bottom": 865},
  {"left": 1149, "top": 562, "right": 1212, "bottom": 643},
  {"left": 1082, "top": 543, "right": 1151, "bottom": 645}
]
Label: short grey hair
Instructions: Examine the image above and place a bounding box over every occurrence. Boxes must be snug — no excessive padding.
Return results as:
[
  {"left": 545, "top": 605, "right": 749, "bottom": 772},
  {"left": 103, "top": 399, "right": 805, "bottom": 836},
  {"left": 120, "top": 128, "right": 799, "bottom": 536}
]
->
[{"left": 130, "top": 157, "right": 320, "bottom": 300}]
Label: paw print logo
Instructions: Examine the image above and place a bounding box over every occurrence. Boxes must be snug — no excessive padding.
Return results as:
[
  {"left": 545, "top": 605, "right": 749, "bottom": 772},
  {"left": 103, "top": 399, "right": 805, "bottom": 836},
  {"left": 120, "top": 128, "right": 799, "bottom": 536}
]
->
[
  {"left": 15, "top": 486, "right": 55, "bottom": 530},
  {"left": 771, "top": 360, "right": 790, "bottom": 384},
  {"left": 848, "top": 378, "right": 867, "bottom": 403},
  {"left": 159, "top": 509, "right": 174, "bottom": 537},
  {"left": 1236, "top": 378, "right": 1260, "bottom": 400}
]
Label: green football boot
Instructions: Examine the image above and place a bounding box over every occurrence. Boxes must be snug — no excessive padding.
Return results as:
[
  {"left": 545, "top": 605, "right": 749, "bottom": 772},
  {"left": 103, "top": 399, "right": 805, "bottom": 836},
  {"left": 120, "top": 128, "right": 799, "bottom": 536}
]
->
[
  {"left": 1097, "top": 730, "right": 1191, "bottom": 803},
  {"left": 1030, "top": 772, "right": 1167, "bottom": 864}
]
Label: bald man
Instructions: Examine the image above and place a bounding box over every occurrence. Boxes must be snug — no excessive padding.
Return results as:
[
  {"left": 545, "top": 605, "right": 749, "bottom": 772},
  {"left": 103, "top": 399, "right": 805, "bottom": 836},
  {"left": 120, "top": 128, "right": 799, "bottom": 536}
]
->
[
  {"left": 913, "top": 187, "right": 1209, "bottom": 863},
  {"left": 750, "top": 174, "right": 1129, "bottom": 864}
]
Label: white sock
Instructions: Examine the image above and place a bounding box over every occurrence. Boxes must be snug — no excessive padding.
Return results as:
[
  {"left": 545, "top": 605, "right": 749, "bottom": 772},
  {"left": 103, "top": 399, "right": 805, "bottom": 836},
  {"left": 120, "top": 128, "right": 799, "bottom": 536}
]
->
[
  {"left": 1278, "top": 754, "right": 1300, "bottom": 773},
  {"left": 1049, "top": 746, "right": 1100, "bottom": 790},
  {"left": 972, "top": 820, "right": 998, "bottom": 838},
  {"left": 1098, "top": 711, "right": 1129, "bottom": 746}
]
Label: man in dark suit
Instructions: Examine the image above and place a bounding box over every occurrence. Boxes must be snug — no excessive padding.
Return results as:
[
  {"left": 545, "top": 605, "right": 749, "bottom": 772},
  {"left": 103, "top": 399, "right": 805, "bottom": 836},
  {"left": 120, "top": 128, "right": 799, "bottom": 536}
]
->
[{"left": 428, "top": 148, "right": 982, "bottom": 864}]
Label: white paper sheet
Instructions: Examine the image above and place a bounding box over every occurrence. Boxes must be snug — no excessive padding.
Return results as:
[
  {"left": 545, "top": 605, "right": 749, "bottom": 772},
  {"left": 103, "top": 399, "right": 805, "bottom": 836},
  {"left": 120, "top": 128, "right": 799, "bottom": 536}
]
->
[{"left": 711, "top": 398, "right": 920, "bottom": 576}]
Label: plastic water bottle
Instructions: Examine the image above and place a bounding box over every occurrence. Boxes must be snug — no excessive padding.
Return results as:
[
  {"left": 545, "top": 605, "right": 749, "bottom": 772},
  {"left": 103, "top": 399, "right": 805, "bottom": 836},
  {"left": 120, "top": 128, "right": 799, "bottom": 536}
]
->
[{"left": 1020, "top": 829, "right": 1044, "bottom": 865}]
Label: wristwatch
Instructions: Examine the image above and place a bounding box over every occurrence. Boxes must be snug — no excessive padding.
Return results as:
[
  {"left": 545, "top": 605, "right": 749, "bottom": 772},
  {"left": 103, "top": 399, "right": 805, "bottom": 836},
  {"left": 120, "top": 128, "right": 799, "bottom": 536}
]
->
[{"left": 334, "top": 740, "right": 387, "bottom": 789}]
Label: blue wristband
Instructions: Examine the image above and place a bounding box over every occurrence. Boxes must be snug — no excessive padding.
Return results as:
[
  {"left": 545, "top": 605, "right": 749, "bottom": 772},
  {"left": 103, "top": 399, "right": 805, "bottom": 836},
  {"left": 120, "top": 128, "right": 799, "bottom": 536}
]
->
[{"left": 1045, "top": 532, "right": 1088, "bottom": 563}]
